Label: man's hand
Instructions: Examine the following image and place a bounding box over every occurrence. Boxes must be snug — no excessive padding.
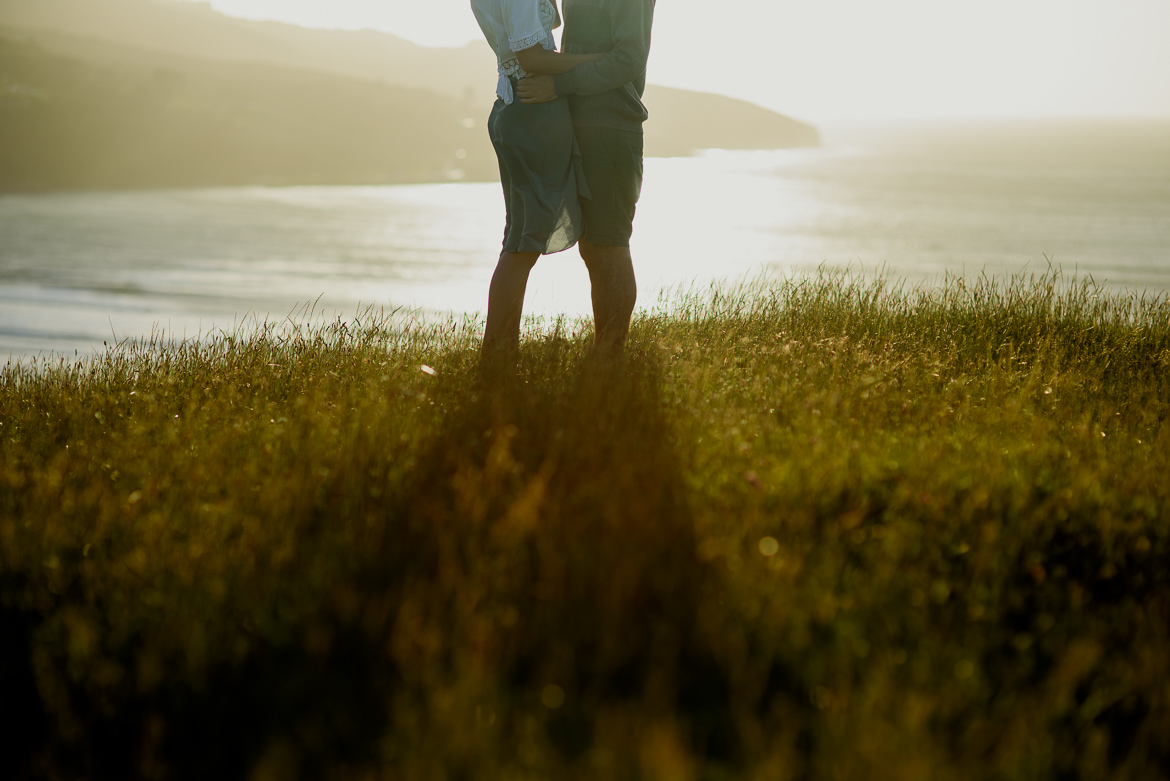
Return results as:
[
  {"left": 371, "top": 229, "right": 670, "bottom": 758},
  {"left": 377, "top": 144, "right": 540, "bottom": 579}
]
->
[{"left": 517, "top": 75, "right": 557, "bottom": 104}]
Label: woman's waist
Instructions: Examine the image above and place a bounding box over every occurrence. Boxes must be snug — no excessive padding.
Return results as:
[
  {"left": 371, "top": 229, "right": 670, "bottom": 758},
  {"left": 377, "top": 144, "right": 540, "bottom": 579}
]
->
[
  {"left": 491, "top": 89, "right": 572, "bottom": 124},
  {"left": 494, "top": 71, "right": 550, "bottom": 106}
]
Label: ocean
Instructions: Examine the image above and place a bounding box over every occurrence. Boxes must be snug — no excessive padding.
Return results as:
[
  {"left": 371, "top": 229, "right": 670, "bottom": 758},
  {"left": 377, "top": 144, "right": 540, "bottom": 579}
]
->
[{"left": 2, "top": 119, "right": 1168, "bottom": 360}]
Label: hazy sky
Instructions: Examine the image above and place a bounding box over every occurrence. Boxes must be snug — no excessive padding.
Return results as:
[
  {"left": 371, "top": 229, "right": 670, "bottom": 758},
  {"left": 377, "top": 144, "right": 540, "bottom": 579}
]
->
[{"left": 185, "top": 0, "right": 1170, "bottom": 121}]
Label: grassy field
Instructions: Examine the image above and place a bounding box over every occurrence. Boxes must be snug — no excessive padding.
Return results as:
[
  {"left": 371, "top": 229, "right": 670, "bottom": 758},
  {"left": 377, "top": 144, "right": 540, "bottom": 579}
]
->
[{"left": 1, "top": 270, "right": 1168, "bottom": 780}]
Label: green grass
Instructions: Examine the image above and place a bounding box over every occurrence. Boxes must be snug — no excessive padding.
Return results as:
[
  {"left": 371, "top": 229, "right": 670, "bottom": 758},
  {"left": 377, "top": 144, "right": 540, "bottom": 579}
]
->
[{"left": 2, "top": 270, "right": 1169, "bottom": 780}]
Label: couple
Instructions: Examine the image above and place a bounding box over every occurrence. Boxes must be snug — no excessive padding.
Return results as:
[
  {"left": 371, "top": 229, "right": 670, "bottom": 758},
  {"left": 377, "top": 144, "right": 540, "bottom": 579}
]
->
[{"left": 471, "top": 0, "right": 654, "bottom": 361}]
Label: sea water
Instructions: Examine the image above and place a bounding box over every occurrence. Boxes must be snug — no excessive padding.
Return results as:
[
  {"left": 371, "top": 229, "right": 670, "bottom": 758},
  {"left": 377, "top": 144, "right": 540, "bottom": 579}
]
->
[{"left": 2, "top": 119, "right": 1168, "bottom": 360}]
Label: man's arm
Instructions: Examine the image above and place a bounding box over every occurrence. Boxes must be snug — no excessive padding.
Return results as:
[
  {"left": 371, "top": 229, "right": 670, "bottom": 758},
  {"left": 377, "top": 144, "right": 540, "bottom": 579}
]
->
[
  {"left": 516, "top": 46, "right": 603, "bottom": 75},
  {"left": 555, "top": 0, "right": 654, "bottom": 98}
]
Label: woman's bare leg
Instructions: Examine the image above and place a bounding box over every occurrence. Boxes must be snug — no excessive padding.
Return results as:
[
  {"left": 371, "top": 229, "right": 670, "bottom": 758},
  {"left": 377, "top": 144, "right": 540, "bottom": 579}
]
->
[
  {"left": 579, "top": 240, "right": 637, "bottom": 352},
  {"left": 483, "top": 250, "right": 540, "bottom": 359}
]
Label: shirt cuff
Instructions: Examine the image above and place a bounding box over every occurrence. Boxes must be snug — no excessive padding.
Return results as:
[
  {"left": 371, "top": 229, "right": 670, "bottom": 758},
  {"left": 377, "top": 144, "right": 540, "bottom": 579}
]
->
[
  {"left": 554, "top": 71, "right": 579, "bottom": 96},
  {"left": 509, "top": 30, "right": 546, "bottom": 52}
]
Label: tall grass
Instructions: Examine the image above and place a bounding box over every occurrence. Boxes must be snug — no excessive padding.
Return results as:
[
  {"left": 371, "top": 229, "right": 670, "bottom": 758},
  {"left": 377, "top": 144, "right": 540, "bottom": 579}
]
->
[{"left": 2, "top": 270, "right": 1168, "bottom": 780}]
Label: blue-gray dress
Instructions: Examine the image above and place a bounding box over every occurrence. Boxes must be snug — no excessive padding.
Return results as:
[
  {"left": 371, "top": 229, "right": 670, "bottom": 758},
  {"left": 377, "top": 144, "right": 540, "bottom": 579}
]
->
[
  {"left": 488, "top": 89, "right": 591, "bottom": 254},
  {"left": 472, "top": 0, "right": 590, "bottom": 255}
]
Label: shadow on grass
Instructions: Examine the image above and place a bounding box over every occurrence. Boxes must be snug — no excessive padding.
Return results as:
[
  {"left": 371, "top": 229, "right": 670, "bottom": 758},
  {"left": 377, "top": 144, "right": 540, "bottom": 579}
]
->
[{"left": 376, "top": 345, "right": 729, "bottom": 772}]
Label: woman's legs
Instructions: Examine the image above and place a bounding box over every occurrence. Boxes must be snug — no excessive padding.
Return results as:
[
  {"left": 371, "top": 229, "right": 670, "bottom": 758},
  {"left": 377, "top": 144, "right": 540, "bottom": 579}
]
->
[{"left": 482, "top": 250, "right": 540, "bottom": 359}]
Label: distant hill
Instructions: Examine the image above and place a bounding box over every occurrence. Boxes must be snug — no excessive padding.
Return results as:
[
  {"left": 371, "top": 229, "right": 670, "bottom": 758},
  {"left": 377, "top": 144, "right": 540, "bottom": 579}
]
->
[
  {"left": 0, "top": 0, "right": 494, "bottom": 101},
  {"left": 643, "top": 86, "right": 820, "bottom": 155},
  {"left": 0, "top": 35, "right": 498, "bottom": 190},
  {"left": 0, "top": 0, "right": 819, "bottom": 190}
]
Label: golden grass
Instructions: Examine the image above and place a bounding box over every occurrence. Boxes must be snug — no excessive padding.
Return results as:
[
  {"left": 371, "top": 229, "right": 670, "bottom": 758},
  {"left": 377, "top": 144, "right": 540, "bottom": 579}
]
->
[{"left": 2, "top": 270, "right": 1168, "bottom": 780}]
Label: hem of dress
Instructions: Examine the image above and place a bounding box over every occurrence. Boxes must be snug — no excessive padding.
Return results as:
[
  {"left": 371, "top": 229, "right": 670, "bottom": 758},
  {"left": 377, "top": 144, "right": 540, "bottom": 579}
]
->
[{"left": 505, "top": 237, "right": 582, "bottom": 256}]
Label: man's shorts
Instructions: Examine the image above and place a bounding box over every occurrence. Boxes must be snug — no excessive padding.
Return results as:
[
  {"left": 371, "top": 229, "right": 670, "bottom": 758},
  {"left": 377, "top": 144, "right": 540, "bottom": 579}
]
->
[{"left": 575, "top": 126, "right": 644, "bottom": 248}]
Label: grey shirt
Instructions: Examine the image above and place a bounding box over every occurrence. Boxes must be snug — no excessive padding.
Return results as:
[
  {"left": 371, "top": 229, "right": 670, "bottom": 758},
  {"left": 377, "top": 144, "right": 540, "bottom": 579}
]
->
[{"left": 553, "top": 0, "right": 655, "bottom": 133}]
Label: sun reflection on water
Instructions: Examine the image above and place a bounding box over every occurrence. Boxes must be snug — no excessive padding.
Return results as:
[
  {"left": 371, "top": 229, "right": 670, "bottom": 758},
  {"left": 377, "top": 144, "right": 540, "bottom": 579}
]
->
[{"left": 2, "top": 125, "right": 1168, "bottom": 360}]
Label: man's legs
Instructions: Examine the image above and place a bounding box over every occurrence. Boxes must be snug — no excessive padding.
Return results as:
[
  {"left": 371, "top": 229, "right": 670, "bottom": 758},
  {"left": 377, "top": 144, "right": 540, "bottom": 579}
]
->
[
  {"left": 482, "top": 250, "right": 539, "bottom": 359},
  {"left": 574, "top": 126, "right": 644, "bottom": 353},
  {"left": 579, "top": 240, "right": 637, "bottom": 352}
]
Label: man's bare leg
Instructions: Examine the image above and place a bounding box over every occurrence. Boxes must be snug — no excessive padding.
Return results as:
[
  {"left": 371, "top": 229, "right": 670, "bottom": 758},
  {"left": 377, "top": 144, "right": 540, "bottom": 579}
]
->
[
  {"left": 483, "top": 250, "right": 540, "bottom": 360},
  {"left": 580, "top": 240, "right": 637, "bottom": 352}
]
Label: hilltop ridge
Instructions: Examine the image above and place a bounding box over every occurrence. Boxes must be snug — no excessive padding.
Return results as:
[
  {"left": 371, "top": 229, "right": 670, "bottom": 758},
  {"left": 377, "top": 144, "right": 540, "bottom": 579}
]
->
[
  {"left": 0, "top": 0, "right": 493, "bottom": 100},
  {"left": 0, "top": 33, "right": 498, "bottom": 190}
]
